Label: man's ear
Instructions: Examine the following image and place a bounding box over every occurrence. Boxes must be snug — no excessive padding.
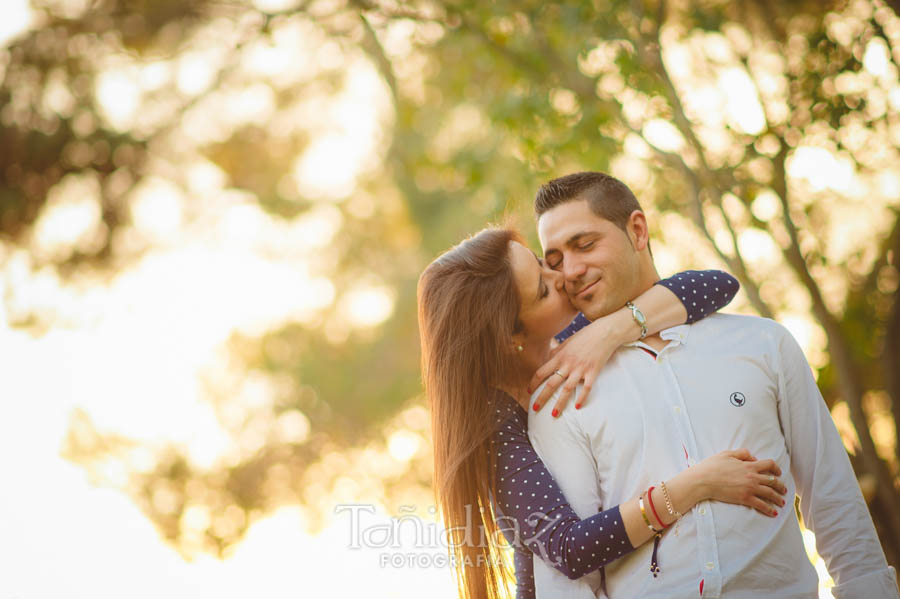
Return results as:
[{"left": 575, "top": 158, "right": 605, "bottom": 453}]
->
[{"left": 626, "top": 210, "right": 650, "bottom": 251}]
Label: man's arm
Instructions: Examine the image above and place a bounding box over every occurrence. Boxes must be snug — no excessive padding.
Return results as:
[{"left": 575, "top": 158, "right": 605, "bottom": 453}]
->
[{"left": 774, "top": 325, "right": 899, "bottom": 599}]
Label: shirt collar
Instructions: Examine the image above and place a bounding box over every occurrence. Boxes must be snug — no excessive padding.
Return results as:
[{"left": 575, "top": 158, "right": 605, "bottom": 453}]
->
[
  {"left": 623, "top": 323, "right": 691, "bottom": 352},
  {"left": 660, "top": 324, "right": 691, "bottom": 345}
]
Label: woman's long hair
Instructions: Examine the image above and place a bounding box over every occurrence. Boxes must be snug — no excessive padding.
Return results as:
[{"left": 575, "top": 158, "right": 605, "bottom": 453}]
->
[{"left": 417, "top": 227, "right": 524, "bottom": 599}]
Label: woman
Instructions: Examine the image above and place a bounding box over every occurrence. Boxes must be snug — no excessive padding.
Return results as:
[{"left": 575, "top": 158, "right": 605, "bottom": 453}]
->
[{"left": 417, "top": 227, "right": 787, "bottom": 599}]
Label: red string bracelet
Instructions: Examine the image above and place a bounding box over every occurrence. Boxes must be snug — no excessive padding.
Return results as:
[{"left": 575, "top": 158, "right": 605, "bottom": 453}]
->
[{"left": 647, "top": 485, "right": 669, "bottom": 530}]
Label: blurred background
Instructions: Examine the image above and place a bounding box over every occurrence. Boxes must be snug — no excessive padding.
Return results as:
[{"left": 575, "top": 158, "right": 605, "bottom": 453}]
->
[{"left": 0, "top": 0, "right": 898, "bottom": 597}]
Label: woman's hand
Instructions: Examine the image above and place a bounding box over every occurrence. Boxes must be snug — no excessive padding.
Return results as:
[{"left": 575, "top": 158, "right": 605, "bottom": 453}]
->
[
  {"left": 529, "top": 316, "right": 625, "bottom": 416},
  {"left": 691, "top": 449, "right": 788, "bottom": 516}
]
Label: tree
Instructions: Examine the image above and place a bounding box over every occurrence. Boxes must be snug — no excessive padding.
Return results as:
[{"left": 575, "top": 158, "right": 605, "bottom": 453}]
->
[{"left": 5, "top": 0, "right": 899, "bottom": 571}]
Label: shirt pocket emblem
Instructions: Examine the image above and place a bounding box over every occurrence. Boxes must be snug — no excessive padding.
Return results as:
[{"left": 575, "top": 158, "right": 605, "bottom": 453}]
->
[{"left": 730, "top": 391, "right": 746, "bottom": 407}]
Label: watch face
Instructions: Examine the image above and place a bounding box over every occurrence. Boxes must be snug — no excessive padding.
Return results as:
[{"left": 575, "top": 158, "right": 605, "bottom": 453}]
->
[{"left": 633, "top": 306, "right": 646, "bottom": 325}]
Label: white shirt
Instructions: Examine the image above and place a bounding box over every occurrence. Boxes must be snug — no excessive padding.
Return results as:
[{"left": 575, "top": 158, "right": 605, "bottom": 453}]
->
[{"left": 528, "top": 314, "right": 898, "bottom": 599}]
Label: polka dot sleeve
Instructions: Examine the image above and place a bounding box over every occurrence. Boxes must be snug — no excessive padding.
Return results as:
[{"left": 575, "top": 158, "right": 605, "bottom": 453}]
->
[
  {"left": 491, "top": 394, "right": 632, "bottom": 596},
  {"left": 554, "top": 269, "right": 739, "bottom": 343},
  {"left": 653, "top": 269, "right": 739, "bottom": 323}
]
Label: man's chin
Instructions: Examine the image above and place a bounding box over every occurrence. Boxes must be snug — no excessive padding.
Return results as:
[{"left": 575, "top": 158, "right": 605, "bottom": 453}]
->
[{"left": 574, "top": 295, "right": 614, "bottom": 320}]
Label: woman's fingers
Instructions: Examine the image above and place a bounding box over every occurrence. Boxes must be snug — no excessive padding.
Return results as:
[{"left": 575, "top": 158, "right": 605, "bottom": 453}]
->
[
  {"left": 747, "top": 496, "right": 780, "bottom": 517},
  {"left": 756, "top": 485, "right": 787, "bottom": 507},
  {"left": 756, "top": 472, "right": 788, "bottom": 495},
  {"left": 550, "top": 376, "right": 580, "bottom": 417},
  {"left": 576, "top": 367, "right": 598, "bottom": 410},
  {"left": 724, "top": 448, "right": 755, "bottom": 461},
  {"left": 532, "top": 373, "right": 565, "bottom": 412},
  {"left": 529, "top": 357, "right": 562, "bottom": 395},
  {"left": 547, "top": 342, "right": 564, "bottom": 360},
  {"left": 753, "top": 459, "right": 782, "bottom": 477}
]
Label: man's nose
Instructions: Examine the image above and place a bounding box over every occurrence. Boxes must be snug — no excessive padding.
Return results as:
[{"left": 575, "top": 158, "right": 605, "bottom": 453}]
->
[{"left": 563, "top": 255, "right": 587, "bottom": 282}]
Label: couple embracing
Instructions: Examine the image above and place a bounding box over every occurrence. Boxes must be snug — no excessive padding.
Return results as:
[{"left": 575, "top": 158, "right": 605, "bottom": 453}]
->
[{"left": 417, "top": 172, "right": 898, "bottom": 599}]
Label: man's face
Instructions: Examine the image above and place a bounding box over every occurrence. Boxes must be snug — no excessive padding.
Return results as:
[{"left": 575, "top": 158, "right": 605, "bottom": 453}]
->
[{"left": 537, "top": 199, "right": 642, "bottom": 319}]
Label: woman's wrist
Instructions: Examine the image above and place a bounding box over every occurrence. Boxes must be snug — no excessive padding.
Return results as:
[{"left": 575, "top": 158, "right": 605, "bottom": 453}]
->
[
  {"left": 603, "top": 305, "right": 642, "bottom": 346},
  {"left": 664, "top": 467, "right": 708, "bottom": 515}
]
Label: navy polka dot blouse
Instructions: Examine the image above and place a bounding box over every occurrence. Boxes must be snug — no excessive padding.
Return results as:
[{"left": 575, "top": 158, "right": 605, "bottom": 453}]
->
[{"left": 492, "top": 269, "right": 739, "bottom": 598}]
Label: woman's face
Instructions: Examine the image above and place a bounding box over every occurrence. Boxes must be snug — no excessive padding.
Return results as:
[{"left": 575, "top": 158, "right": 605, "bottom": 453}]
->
[{"left": 508, "top": 241, "right": 578, "bottom": 349}]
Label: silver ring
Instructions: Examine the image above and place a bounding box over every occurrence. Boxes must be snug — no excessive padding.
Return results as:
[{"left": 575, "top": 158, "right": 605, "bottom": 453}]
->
[
  {"left": 767, "top": 474, "right": 775, "bottom": 483},
  {"left": 554, "top": 370, "right": 567, "bottom": 379}
]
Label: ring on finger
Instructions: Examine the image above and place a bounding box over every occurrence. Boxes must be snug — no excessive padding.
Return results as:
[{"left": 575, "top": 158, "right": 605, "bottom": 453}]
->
[
  {"left": 767, "top": 474, "right": 775, "bottom": 483},
  {"left": 553, "top": 370, "right": 567, "bottom": 379}
]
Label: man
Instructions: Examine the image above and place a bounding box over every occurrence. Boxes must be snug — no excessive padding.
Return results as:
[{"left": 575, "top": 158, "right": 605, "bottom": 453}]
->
[{"left": 526, "top": 171, "right": 898, "bottom": 598}]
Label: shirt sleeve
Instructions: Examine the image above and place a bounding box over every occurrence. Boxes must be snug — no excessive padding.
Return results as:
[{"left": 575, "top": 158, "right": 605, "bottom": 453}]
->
[
  {"left": 773, "top": 325, "right": 900, "bottom": 599},
  {"left": 654, "top": 269, "right": 739, "bottom": 323},
  {"left": 492, "top": 401, "right": 633, "bottom": 582}
]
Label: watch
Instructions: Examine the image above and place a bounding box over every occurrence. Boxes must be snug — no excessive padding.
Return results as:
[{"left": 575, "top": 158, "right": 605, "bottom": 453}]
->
[{"left": 625, "top": 301, "right": 648, "bottom": 339}]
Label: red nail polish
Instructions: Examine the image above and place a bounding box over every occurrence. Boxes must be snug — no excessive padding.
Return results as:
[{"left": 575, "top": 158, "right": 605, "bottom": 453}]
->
[
  {"left": 552, "top": 409, "right": 559, "bottom": 418},
  {"left": 575, "top": 403, "right": 582, "bottom": 410},
  {"left": 773, "top": 510, "right": 778, "bottom": 517},
  {"left": 532, "top": 402, "right": 539, "bottom": 412}
]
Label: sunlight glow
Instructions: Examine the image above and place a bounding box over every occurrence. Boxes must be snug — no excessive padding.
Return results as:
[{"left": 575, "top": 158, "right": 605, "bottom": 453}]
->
[
  {"left": 130, "top": 178, "right": 185, "bottom": 241},
  {"left": 0, "top": 0, "right": 32, "bottom": 46},
  {"left": 787, "top": 147, "right": 857, "bottom": 193},
  {"left": 96, "top": 69, "right": 141, "bottom": 131},
  {"left": 32, "top": 173, "right": 105, "bottom": 260},
  {"left": 387, "top": 430, "right": 423, "bottom": 463},
  {"left": 750, "top": 190, "right": 781, "bottom": 222},
  {"left": 3, "top": 6, "right": 888, "bottom": 599},
  {"left": 643, "top": 119, "right": 685, "bottom": 152},
  {"left": 176, "top": 51, "right": 217, "bottom": 96},
  {"left": 292, "top": 58, "right": 391, "bottom": 200},
  {"left": 737, "top": 228, "right": 780, "bottom": 265},
  {"left": 718, "top": 68, "right": 766, "bottom": 134},
  {"left": 341, "top": 285, "right": 395, "bottom": 328},
  {"left": 863, "top": 38, "right": 891, "bottom": 79}
]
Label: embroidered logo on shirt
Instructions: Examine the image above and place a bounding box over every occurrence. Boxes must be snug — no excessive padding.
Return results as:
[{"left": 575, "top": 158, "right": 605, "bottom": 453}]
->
[{"left": 730, "top": 392, "right": 746, "bottom": 407}]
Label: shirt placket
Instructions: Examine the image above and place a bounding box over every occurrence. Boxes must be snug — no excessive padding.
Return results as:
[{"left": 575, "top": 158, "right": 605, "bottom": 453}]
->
[{"left": 655, "top": 339, "right": 723, "bottom": 598}]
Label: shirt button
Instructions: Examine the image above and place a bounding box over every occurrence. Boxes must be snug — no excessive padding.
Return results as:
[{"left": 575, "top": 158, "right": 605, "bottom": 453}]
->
[
  {"left": 688, "top": 458, "right": 697, "bottom": 467},
  {"left": 699, "top": 507, "right": 707, "bottom": 515},
  {"left": 673, "top": 406, "right": 682, "bottom": 414},
  {"left": 705, "top": 562, "right": 715, "bottom": 570}
]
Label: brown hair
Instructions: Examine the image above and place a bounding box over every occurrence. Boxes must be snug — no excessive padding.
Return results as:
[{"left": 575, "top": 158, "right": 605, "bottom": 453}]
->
[
  {"left": 417, "top": 227, "right": 524, "bottom": 599},
  {"left": 534, "top": 171, "right": 643, "bottom": 232}
]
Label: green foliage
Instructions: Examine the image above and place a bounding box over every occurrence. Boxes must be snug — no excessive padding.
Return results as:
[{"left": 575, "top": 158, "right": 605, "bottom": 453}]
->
[{"left": 7, "top": 0, "right": 900, "bottom": 562}]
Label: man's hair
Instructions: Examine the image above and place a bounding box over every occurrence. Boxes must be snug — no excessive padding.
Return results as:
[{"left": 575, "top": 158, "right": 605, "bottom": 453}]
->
[{"left": 534, "top": 171, "right": 642, "bottom": 232}]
